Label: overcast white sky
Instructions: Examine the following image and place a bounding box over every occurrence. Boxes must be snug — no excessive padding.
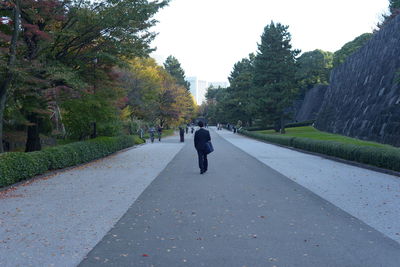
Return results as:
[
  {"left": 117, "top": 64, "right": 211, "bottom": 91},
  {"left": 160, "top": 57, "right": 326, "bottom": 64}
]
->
[{"left": 151, "top": 0, "right": 389, "bottom": 83}]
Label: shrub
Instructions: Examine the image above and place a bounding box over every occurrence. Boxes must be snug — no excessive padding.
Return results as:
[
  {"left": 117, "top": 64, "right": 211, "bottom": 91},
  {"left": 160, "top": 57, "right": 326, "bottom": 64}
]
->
[
  {"left": 0, "top": 135, "right": 144, "bottom": 188},
  {"left": 239, "top": 129, "right": 400, "bottom": 172},
  {"left": 239, "top": 130, "right": 294, "bottom": 146},
  {"left": 245, "top": 120, "right": 315, "bottom": 131}
]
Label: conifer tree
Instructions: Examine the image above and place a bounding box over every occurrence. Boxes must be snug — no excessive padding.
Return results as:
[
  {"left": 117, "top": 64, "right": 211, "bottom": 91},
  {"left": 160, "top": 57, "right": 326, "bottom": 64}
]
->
[
  {"left": 163, "top": 55, "right": 191, "bottom": 91},
  {"left": 225, "top": 54, "right": 256, "bottom": 126},
  {"left": 390, "top": 0, "right": 400, "bottom": 14},
  {"left": 253, "top": 21, "right": 299, "bottom": 133}
]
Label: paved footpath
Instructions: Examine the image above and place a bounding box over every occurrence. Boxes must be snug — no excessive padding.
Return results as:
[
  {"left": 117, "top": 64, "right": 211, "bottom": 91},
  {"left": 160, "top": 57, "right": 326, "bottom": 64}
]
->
[
  {"left": 0, "top": 136, "right": 185, "bottom": 267},
  {"left": 79, "top": 129, "right": 400, "bottom": 267},
  {"left": 215, "top": 128, "right": 400, "bottom": 244}
]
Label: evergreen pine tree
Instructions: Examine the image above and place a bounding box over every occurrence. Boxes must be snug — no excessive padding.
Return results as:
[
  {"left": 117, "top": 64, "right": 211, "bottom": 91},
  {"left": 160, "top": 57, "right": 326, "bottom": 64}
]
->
[
  {"left": 163, "top": 56, "right": 191, "bottom": 91},
  {"left": 226, "top": 54, "right": 256, "bottom": 126},
  {"left": 390, "top": 0, "right": 400, "bottom": 14},
  {"left": 253, "top": 21, "right": 300, "bottom": 132}
]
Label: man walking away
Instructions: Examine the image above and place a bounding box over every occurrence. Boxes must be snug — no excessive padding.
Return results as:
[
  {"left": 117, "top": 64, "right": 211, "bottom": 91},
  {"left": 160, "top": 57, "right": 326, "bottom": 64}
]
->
[
  {"left": 194, "top": 121, "right": 211, "bottom": 174},
  {"left": 179, "top": 126, "right": 185, "bottom": 142},
  {"left": 157, "top": 125, "right": 163, "bottom": 141},
  {"left": 149, "top": 126, "right": 155, "bottom": 143}
]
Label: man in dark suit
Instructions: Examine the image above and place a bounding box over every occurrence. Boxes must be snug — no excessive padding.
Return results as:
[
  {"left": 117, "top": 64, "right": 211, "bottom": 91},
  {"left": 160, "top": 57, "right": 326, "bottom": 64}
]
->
[{"left": 194, "top": 121, "right": 211, "bottom": 174}]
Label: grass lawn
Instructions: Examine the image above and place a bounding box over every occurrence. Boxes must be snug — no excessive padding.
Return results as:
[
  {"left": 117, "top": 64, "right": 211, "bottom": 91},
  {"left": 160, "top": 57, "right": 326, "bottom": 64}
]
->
[{"left": 257, "top": 126, "right": 395, "bottom": 149}]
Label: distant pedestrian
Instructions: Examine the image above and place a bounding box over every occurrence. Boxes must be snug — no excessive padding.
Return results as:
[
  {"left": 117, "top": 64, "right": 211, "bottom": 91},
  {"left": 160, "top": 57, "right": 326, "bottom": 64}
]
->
[
  {"left": 179, "top": 126, "right": 185, "bottom": 142},
  {"left": 194, "top": 121, "right": 211, "bottom": 174},
  {"left": 185, "top": 124, "right": 189, "bottom": 134},
  {"left": 149, "top": 127, "right": 155, "bottom": 143},
  {"left": 157, "top": 125, "right": 163, "bottom": 141},
  {"left": 191, "top": 125, "right": 194, "bottom": 134},
  {"left": 138, "top": 127, "right": 144, "bottom": 139},
  {"left": 237, "top": 120, "right": 242, "bottom": 131}
]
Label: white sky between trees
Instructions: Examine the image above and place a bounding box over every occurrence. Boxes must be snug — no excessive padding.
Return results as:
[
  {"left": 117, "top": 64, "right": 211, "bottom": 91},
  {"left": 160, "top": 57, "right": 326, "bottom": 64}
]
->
[{"left": 151, "top": 0, "right": 389, "bottom": 83}]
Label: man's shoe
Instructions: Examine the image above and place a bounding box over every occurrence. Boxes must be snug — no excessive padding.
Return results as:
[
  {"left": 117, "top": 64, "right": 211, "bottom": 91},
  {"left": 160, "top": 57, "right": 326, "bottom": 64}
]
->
[
  {"left": 204, "top": 169, "right": 207, "bottom": 173},
  {"left": 200, "top": 170, "right": 204, "bottom": 174}
]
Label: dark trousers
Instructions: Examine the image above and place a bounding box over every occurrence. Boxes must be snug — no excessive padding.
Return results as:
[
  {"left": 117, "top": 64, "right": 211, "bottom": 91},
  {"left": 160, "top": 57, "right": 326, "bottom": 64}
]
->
[{"left": 197, "top": 149, "right": 208, "bottom": 171}]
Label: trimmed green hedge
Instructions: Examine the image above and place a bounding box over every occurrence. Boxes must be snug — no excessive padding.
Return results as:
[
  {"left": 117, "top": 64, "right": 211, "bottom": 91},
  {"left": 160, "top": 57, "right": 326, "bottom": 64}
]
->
[
  {"left": 0, "top": 135, "right": 144, "bottom": 188},
  {"left": 241, "top": 130, "right": 293, "bottom": 146},
  {"left": 245, "top": 120, "right": 315, "bottom": 132},
  {"left": 239, "top": 129, "right": 400, "bottom": 172}
]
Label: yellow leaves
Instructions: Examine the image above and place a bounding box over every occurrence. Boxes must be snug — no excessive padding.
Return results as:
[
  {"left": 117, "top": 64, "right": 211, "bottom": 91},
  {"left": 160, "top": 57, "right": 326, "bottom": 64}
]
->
[
  {"left": 120, "top": 106, "right": 132, "bottom": 120},
  {"left": 124, "top": 57, "right": 197, "bottom": 124}
]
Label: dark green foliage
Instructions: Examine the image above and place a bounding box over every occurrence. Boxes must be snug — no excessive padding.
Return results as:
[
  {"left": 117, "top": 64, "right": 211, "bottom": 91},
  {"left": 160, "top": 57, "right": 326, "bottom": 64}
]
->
[
  {"left": 253, "top": 21, "right": 300, "bottom": 130},
  {"left": 390, "top": 0, "right": 400, "bottom": 14},
  {"left": 204, "top": 86, "right": 229, "bottom": 124},
  {"left": 61, "top": 94, "right": 121, "bottom": 140},
  {"left": 0, "top": 151, "right": 49, "bottom": 187},
  {"left": 205, "top": 54, "right": 256, "bottom": 125},
  {"left": 332, "top": 33, "right": 373, "bottom": 68},
  {"left": 245, "top": 120, "right": 315, "bottom": 131},
  {"left": 238, "top": 130, "right": 400, "bottom": 172},
  {"left": 285, "top": 120, "right": 316, "bottom": 128},
  {"left": 296, "top": 49, "right": 333, "bottom": 95},
  {"left": 163, "top": 55, "right": 190, "bottom": 91},
  {"left": 239, "top": 130, "right": 293, "bottom": 146},
  {"left": 0, "top": 135, "right": 144, "bottom": 187}
]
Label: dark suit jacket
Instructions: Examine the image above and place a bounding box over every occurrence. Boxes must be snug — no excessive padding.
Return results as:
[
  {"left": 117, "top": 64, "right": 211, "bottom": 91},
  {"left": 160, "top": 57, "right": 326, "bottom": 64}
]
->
[{"left": 194, "top": 128, "right": 211, "bottom": 151}]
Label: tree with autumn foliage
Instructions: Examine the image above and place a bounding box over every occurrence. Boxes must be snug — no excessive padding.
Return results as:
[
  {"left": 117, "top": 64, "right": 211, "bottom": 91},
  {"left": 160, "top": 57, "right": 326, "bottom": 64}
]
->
[
  {"left": 0, "top": 0, "right": 68, "bottom": 151},
  {"left": 0, "top": 0, "right": 21, "bottom": 153},
  {"left": 117, "top": 57, "right": 196, "bottom": 129},
  {"left": 0, "top": 0, "right": 170, "bottom": 152}
]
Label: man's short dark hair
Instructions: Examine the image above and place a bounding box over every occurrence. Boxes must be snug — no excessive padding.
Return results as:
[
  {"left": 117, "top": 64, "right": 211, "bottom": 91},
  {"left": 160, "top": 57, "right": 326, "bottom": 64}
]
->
[{"left": 198, "top": 121, "right": 204, "bottom": 127}]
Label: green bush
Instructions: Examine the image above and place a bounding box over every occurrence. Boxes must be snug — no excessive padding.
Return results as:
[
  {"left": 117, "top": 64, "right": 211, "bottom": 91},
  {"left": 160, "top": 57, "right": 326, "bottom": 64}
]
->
[
  {"left": 285, "top": 120, "right": 315, "bottom": 128},
  {"left": 0, "top": 135, "right": 144, "bottom": 188},
  {"left": 240, "top": 130, "right": 294, "bottom": 146},
  {"left": 245, "top": 120, "right": 315, "bottom": 131},
  {"left": 239, "top": 129, "right": 400, "bottom": 172}
]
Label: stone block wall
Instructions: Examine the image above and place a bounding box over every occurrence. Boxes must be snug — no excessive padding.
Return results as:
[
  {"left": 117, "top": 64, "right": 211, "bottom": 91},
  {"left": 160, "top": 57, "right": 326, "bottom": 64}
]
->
[
  {"left": 315, "top": 15, "right": 400, "bottom": 147},
  {"left": 295, "top": 85, "right": 328, "bottom": 122}
]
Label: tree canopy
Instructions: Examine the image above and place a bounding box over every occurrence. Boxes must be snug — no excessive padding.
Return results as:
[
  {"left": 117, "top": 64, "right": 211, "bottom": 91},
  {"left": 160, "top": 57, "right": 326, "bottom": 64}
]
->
[
  {"left": 252, "top": 21, "right": 300, "bottom": 131},
  {"left": 333, "top": 33, "right": 372, "bottom": 68},
  {"left": 163, "top": 55, "right": 191, "bottom": 91},
  {"left": 296, "top": 49, "right": 333, "bottom": 95},
  {"left": 390, "top": 0, "right": 400, "bottom": 14},
  {"left": 0, "top": 0, "right": 197, "bottom": 153}
]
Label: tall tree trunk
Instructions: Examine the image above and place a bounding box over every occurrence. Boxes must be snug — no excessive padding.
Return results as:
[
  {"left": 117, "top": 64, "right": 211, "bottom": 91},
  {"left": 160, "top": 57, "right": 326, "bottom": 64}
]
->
[
  {"left": 0, "top": 1, "right": 21, "bottom": 153},
  {"left": 0, "top": 95, "right": 7, "bottom": 153},
  {"left": 25, "top": 113, "right": 42, "bottom": 152},
  {"left": 273, "top": 119, "right": 281, "bottom": 132},
  {"left": 90, "top": 122, "right": 97, "bottom": 139},
  {"left": 280, "top": 115, "right": 286, "bottom": 134}
]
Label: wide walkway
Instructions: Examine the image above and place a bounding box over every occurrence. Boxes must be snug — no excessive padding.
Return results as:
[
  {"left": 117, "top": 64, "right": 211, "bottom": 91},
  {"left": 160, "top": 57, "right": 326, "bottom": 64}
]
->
[
  {"left": 79, "top": 129, "right": 400, "bottom": 267},
  {"left": 0, "top": 136, "right": 185, "bottom": 267},
  {"left": 215, "top": 128, "right": 400, "bottom": 244}
]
